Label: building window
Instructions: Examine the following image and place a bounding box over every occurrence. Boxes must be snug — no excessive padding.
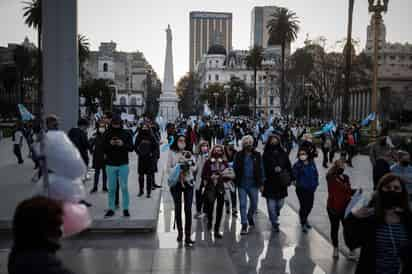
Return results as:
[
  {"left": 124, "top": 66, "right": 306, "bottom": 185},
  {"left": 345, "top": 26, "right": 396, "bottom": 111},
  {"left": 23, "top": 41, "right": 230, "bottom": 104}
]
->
[
  {"left": 103, "top": 63, "right": 108, "bottom": 72},
  {"left": 243, "top": 75, "right": 247, "bottom": 81},
  {"left": 259, "top": 87, "right": 264, "bottom": 96},
  {"left": 390, "top": 56, "right": 396, "bottom": 60},
  {"left": 209, "top": 60, "right": 212, "bottom": 66},
  {"left": 208, "top": 74, "right": 211, "bottom": 81},
  {"left": 258, "top": 75, "right": 263, "bottom": 81},
  {"left": 130, "top": 97, "right": 137, "bottom": 106},
  {"left": 270, "top": 96, "right": 274, "bottom": 106},
  {"left": 270, "top": 110, "right": 274, "bottom": 115},
  {"left": 120, "top": 96, "right": 127, "bottom": 106},
  {"left": 215, "top": 74, "right": 219, "bottom": 81},
  {"left": 258, "top": 97, "right": 262, "bottom": 105}
]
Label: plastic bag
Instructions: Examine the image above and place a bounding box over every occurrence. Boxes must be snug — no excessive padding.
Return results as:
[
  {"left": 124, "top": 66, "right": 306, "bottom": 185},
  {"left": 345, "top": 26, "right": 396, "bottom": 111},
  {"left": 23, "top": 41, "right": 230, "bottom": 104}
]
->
[
  {"left": 43, "top": 131, "right": 87, "bottom": 179},
  {"left": 62, "top": 202, "right": 92, "bottom": 237},
  {"left": 168, "top": 164, "right": 181, "bottom": 187},
  {"left": 344, "top": 189, "right": 370, "bottom": 219}
]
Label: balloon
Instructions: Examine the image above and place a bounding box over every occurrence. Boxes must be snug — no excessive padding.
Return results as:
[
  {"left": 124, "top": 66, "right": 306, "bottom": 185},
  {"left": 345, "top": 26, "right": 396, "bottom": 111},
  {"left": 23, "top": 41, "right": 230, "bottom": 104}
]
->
[
  {"left": 34, "top": 174, "right": 86, "bottom": 203},
  {"left": 62, "top": 202, "right": 92, "bottom": 237},
  {"left": 43, "top": 131, "right": 87, "bottom": 179}
]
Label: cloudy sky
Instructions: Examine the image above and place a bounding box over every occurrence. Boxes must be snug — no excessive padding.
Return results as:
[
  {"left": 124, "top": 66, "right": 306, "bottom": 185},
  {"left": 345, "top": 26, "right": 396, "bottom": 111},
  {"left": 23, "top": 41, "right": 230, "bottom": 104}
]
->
[{"left": 1, "top": 0, "right": 411, "bottom": 83}]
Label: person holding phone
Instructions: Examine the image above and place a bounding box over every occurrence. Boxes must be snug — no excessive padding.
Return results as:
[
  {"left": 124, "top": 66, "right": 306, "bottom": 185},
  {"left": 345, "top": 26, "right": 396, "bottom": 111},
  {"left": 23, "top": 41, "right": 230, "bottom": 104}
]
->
[
  {"left": 344, "top": 173, "right": 412, "bottom": 274},
  {"left": 103, "top": 114, "right": 133, "bottom": 218}
]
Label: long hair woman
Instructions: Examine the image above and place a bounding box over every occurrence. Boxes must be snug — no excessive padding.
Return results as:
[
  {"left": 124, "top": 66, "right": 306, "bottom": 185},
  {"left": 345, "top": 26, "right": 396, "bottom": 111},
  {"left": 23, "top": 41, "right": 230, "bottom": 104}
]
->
[
  {"left": 344, "top": 173, "right": 412, "bottom": 274},
  {"left": 167, "top": 134, "right": 196, "bottom": 246}
]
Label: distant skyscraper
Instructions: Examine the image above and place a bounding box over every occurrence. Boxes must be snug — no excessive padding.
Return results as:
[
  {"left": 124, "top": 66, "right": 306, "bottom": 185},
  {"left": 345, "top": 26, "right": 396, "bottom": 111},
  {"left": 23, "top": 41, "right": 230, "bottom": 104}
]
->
[
  {"left": 189, "top": 11, "right": 232, "bottom": 71},
  {"left": 251, "top": 6, "right": 281, "bottom": 48}
]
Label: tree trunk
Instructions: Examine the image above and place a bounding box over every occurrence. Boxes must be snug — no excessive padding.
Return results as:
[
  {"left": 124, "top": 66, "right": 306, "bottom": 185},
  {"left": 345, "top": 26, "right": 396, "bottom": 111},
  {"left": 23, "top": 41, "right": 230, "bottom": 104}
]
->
[
  {"left": 37, "top": 26, "right": 42, "bottom": 118},
  {"left": 281, "top": 42, "right": 286, "bottom": 117}
]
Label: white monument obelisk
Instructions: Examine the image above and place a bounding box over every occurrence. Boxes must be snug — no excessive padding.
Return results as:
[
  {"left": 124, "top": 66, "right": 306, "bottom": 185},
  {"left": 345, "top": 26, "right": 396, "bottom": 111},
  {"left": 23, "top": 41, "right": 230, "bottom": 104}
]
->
[{"left": 158, "top": 25, "right": 179, "bottom": 122}]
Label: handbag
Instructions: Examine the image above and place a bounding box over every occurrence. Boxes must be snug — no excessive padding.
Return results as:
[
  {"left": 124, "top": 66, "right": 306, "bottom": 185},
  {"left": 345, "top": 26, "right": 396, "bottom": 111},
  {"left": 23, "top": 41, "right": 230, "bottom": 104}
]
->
[{"left": 278, "top": 170, "right": 291, "bottom": 188}]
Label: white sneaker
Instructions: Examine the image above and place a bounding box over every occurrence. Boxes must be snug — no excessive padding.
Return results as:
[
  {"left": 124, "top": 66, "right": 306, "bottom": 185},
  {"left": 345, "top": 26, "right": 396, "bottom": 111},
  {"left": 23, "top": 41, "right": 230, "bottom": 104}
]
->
[
  {"left": 333, "top": 248, "right": 339, "bottom": 258},
  {"left": 347, "top": 250, "right": 358, "bottom": 261}
]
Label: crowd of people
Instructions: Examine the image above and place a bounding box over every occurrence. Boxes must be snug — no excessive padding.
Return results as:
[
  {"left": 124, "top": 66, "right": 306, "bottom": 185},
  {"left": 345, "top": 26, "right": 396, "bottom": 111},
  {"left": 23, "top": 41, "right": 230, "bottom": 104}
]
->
[{"left": 7, "top": 114, "right": 412, "bottom": 274}]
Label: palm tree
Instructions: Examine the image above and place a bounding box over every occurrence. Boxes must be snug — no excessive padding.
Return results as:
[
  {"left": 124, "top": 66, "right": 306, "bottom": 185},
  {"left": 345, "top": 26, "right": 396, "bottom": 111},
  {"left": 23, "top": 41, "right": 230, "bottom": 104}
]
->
[
  {"left": 246, "top": 46, "right": 263, "bottom": 118},
  {"left": 23, "top": 0, "right": 41, "bottom": 115},
  {"left": 267, "top": 7, "right": 300, "bottom": 116},
  {"left": 78, "top": 34, "right": 90, "bottom": 83}
]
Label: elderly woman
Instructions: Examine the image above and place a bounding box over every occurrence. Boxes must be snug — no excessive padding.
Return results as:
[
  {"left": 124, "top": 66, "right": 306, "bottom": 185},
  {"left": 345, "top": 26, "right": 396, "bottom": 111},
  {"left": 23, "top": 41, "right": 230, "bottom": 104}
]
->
[
  {"left": 344, "top": 173, "right": 412, "bottom": 274},
  {"left": 8, "top": 197, "right": 75, "bottom": 274},
  {"left": 233, "top": 135, "right": 265, "bottom": 235}
]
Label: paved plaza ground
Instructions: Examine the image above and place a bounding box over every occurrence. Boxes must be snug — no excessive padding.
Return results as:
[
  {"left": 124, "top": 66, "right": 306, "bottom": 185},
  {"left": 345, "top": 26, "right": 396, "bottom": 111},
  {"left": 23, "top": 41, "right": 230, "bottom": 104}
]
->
[{"left": 0, "top": 136, "right": 375, "bottom": 274}]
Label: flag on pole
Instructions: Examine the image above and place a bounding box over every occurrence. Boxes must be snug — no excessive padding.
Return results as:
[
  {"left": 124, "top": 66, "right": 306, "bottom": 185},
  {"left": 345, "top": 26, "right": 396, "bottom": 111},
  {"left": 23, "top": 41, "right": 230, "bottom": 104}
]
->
[{"left": 17, "top": 104, "right": 35, "bottom": 121}]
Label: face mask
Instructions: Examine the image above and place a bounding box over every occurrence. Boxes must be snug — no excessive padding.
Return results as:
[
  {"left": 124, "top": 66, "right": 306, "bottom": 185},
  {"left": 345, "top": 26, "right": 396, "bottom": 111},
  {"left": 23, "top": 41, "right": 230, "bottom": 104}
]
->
[
  {"left": 299, "top": 155, "right": 308, "bottom": 161},
  {"left": 244, "top": 144, "right": 253, "bottom": 151},
  {"left": 178, "top": 143, "right": 186, "bottom": 150},
  {"left": 381, "top": 191, "right": 403, "bottom": 209},
  {"left": 99, "top": 127, "right": 106, "bottom": 134},
  {"left": 336, "top": 168, "right": 344, "bottom": 175}
]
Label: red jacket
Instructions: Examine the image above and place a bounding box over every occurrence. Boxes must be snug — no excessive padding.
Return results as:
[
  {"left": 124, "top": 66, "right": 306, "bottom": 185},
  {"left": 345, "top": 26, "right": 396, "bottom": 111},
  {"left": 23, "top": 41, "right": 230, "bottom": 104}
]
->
[{"left": 326, "top": 173, "right": 355, "bottom": 213}]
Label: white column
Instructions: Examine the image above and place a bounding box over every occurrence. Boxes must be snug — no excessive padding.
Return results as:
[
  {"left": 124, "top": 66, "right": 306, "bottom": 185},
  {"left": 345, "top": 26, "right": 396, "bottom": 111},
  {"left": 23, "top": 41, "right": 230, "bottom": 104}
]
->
[{"left": 42, "top": 0, "right": 78, "bottom": 131}]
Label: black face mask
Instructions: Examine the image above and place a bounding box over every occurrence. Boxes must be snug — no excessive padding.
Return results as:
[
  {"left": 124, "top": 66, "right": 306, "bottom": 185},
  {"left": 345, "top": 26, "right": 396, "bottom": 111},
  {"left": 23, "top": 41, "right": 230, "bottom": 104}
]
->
[
  {"left": 400, "top": 160, "right": 410, "bottom": 167},
  {"left": 381, "top": 191, "right": 403, "bottom": 209}
]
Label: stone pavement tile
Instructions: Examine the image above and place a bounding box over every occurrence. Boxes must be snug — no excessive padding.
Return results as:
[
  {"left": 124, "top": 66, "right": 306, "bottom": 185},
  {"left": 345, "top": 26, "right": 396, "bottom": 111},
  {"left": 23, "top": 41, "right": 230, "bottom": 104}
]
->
[
  {"left": 151, "top": 248, "right": 237, "bottom": 274},
  {"left": 0, "top": 137, "right": 168, "bottom": 231}
]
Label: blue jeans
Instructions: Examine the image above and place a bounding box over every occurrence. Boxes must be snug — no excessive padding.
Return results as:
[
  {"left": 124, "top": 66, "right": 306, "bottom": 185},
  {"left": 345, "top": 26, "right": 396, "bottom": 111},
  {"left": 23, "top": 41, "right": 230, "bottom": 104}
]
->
[
  {"left": 238, "top": 186, "right": 259, "bottom": 226},
  {"left": 266, "top": 198, "right": 284, "bottom": 227},
  {"left": 106, "top": 165, "right": 129, "bottom": 211}
]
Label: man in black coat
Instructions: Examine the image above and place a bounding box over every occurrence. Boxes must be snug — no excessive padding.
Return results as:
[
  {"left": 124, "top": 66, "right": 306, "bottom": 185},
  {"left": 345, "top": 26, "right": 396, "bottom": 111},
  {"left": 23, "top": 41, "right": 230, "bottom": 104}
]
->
[
  {"left": 68, "top": 118, "right": 90, "bottom": 167},
  {"left": 134, "top": 124, "right": 160, "bottom": 198}
]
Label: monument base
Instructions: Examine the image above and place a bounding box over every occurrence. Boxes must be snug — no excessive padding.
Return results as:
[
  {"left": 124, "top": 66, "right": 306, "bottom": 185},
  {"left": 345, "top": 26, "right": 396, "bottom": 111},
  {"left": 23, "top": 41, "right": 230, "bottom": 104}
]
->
[{"left": 158, "top": 95, "right": 179, "bottom": 122}]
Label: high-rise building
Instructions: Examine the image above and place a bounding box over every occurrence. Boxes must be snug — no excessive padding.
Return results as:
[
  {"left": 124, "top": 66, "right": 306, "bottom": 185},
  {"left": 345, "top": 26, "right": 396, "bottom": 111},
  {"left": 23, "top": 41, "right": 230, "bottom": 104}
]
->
[
  {"left": 189, "top": 11, "right": 232, "bottom": 71},
  {"left": 251, "top": 6, "right": 291, "bottom": 50}
]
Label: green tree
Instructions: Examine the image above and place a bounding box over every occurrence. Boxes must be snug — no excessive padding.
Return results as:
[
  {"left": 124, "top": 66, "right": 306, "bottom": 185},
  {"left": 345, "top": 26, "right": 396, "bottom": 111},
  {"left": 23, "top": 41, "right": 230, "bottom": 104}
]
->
[
  {"left": 200, "top": 83, "right": 224, "bottom": 114},
  {"left": 23, "top": 0, "right": 41, "bottom": 115},
  {"left": 80, "top": 79, "right": 114, "bottom": 113},
  {"left": 13, "top": 45, "right": 33, "bottom": 104},
  {"left": 226, "top": 77, "right": 251, "bottom": 116},
  {"left": 78, "top": 34, "right": 90, "bottom": 82},
  {"left": 267, "top": 7, "right": 300, "bottom": 116},
  {"left": 176, "top": 72, "right": 200, "bottom": 116},
  {"left": 246, "top": 46, "right": 263, "bottom": 117}
]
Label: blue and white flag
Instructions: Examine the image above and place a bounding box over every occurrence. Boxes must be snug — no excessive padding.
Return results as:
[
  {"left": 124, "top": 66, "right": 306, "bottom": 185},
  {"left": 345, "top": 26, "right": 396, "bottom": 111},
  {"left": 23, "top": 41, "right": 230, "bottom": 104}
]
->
[
  {"left": 17, "top": 104, "right": 34, "bottom": 121},
  {"left": 361, "top": 113, "right": 376, "bottom": 127},
  {"left": 161, "top": 135, "right": 175, "bottom": 152}
]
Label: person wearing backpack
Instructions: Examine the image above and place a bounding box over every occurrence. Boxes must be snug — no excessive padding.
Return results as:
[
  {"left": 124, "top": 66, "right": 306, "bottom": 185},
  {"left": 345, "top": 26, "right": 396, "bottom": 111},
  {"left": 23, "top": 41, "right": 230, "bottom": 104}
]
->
[{"left": 134, "top": 123, "right": 159, "bottom": 198}]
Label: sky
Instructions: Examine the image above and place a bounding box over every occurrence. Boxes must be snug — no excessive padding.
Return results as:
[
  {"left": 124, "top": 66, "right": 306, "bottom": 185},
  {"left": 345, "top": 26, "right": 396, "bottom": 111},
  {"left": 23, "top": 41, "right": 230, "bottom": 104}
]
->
[{"left": 1, "top": 0, "right": 411, "bottom": 84}]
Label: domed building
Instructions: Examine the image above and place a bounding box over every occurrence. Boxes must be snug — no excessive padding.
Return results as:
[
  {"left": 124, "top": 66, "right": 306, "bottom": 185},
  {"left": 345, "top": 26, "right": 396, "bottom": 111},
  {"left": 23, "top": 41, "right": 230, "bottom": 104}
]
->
[{"left": 195, "top": 43, "right": 283, "bottom": 117}]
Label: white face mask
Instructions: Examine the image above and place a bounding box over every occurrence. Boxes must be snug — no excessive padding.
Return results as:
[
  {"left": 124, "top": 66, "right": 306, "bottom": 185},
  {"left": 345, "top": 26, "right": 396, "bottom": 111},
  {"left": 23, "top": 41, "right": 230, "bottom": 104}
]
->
[
  {"left": 99, "top": 127, "right": 106, "bottom": 134},
  {"left": 299, "top": 155, "right": 308, "bottom": 161},
  {"left": 178, "top": 143, "right": 186, "bottom": 150}
]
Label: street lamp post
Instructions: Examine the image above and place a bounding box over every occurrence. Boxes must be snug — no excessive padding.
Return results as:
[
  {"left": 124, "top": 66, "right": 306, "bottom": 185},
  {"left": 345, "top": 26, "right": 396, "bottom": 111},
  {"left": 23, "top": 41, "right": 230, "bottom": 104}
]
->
[
  {"left": 304, "top": 83, "right": 313, "bottom": 126},
  {"left": 368, "top": 0, "right": 389, "bottom": 141},
  {"left": 224, "top": 84, "right": 230, "bottom": 115},
  {"left": 213, "top": 92, "right": 219, "bottom": 116}
]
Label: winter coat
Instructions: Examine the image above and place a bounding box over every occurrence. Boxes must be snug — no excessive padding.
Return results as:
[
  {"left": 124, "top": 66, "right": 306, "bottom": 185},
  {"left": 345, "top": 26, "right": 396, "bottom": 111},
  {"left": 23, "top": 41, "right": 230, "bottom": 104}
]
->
[
  {"left": 8, "top": 242, "right": 74, "bottom": 274},
  {"left": 134, "top": 132, "right": 159, "bottom": 174},
  {"left": 326, "top": 173, "right": 355, "bottom": 214},
  {"left": 262, "top": 145, "right": 292, "bottom": 200},
  {"left": 344, "top": 212, "right": 412, "bottom": 274},
  {"left": 90, "top": 132, "right": 106, "bottom": 169},
  {"left": 201, "top": 158, "right": 229, "bottom": 195},
  {"left": 292, "top": 160, "right": 319, "bottom": 192},
  {"left": 103, "top": 127, "right": 134, "bottom": 166},
  {"left": 68, "top": 127, "right": 90, "bottom": 166},
  {"left": 233, "top": 150, "right": 264, "bottom": 188}
]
